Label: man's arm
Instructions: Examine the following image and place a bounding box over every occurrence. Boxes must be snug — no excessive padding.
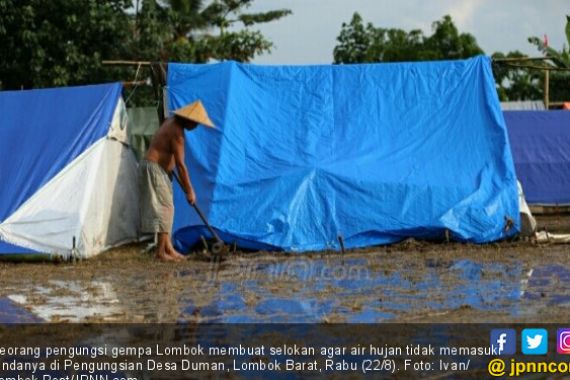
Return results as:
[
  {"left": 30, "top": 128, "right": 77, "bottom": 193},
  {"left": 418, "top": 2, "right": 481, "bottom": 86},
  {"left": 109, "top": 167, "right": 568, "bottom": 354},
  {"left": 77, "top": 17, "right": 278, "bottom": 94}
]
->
[{"left": 173, "top": 133, "right": 196, "bottom": 204}]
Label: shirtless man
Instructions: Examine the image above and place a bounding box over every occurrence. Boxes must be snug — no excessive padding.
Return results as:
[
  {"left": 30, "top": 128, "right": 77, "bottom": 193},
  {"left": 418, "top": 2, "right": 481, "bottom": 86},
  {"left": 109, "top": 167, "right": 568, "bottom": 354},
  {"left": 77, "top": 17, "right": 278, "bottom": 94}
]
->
[{"left": 139, "top": 100, "right": 215, "bottom": 261}]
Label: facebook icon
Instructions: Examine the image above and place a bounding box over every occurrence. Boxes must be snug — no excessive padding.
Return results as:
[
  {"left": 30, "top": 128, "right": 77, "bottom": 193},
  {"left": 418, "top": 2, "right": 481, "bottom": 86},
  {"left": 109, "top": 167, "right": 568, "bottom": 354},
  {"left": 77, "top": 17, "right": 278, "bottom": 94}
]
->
[{"left": 490, "top": 329, "right": 516, "bottom": 355}]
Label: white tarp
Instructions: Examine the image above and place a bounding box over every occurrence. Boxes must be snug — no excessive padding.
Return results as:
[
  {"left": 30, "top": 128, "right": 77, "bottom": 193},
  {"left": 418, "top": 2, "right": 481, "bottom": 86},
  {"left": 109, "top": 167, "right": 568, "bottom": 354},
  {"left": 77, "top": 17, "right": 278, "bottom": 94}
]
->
[{"left": 0, "top": 99, "right": 140, "bottom": 259}]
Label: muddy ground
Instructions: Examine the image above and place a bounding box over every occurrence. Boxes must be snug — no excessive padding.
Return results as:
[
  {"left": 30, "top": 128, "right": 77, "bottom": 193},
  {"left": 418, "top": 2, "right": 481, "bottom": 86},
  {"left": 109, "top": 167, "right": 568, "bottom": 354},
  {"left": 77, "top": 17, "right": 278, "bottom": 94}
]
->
[{"left": 1, "top": 214, "right": 570, "bottom": 323}]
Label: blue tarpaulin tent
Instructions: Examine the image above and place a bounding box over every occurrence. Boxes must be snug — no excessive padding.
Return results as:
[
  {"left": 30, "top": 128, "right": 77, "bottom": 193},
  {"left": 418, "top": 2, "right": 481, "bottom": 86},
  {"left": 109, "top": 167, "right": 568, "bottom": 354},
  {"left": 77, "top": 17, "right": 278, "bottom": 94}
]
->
[
  {"left": 0, "top": 83, "right": 140, "bottom": 258},
  {"left": 168, "top": 56, "right": 520, "bottom": 252},
  {"left": 504, "top": 111, "right": 570, "bottom": 205}
]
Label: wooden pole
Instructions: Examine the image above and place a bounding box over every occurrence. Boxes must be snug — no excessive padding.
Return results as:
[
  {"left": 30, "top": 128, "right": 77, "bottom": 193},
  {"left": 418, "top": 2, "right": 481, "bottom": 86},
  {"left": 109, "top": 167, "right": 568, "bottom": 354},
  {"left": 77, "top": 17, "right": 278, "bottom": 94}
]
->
[
  {"left": 500, "top": 62, "right": 570, "bottom": 72},
  {"left": 493, "top": 56, "right": 554, "bottom": 62},
  {"left": 122, "top": 80, "right": 148, "bottom": 87},
  {"left": 544, "top": 69, "right": 550, "bottom": 109},
  {"left": 102, "top": 60, "right": 152, "bottom": 66}
]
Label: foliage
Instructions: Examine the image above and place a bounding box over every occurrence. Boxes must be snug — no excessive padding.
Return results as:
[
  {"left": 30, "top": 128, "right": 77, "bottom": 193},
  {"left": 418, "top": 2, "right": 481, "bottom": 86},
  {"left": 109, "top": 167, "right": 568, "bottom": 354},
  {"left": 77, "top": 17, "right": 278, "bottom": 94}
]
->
[
  {"left": 126, "top": 0, "right": 290, "bottom": 105},
  {"left": 333, "top": 13, "right": 483, "bottom": 64},
  {"left": 332, "top": 13, "right": 375, "bottom": 63},
  {"left": 132, "top": 0, "right": 291, "bottom": 63},
  {"left": 526, "top": 15, "right": 570, "bottom": 102},
  {"left": 423, "top": 16, "right": 483, "bottom": 60},
  {"left": 0, "top": 0, "right": 132, "bottom": 89},
  {"left": 0, "top": 0, "right": 291, "bottom": 105},
  {"left": 528, "top": 15, "right": 570, "bottom": 68},
  {"left": 491, "top": 51, "right": 542, "bottom": 101}
]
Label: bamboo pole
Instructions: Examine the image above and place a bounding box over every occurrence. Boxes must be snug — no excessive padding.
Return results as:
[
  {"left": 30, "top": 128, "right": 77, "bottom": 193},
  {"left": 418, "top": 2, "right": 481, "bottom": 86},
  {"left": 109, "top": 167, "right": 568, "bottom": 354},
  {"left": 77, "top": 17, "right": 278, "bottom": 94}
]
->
[
  {"left": 500, "top": 62, "right": 570, "bottom": 71},
  {"left": 102, "top": 60, "right": 152, "bottom": 66},
  {"left": 122, "top": 80, "right": 148, "bottom": 87},
  {"left": 493, "top": 56, "right": 553, "bottom": 62},
  {"left": 548, "top": 101, "right": 568, "bottom": 106},
  {"left": 544, "top": 69, "right": 550, "bottom": 109}
]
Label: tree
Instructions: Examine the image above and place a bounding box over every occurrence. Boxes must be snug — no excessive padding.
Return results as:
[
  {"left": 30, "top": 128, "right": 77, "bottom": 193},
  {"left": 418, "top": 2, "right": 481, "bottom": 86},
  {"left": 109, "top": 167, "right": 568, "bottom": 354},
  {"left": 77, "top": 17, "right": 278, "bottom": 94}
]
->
[
  {"left": 188, "top": 0, "right": 292, "bottom": 63},
  {"left": 134, "top": 0, "right": 291, "bottom": 63},
  {"left": 333, "top": 13, "right": 375, "bottom": 63},
  {"left": 528, "top": 15, "right": 570, "bottom": 68},
  {"left": 333, "top": 13, "right": 483, "bottom": 64},
  {"left": 423, "top": 16, "right": 483, "bottom": 60},
  {"left": 0, "top": 0, "right": 291, "bottom": 94},
  {"left": 124, "top": 0, "right": 290, "bottom": 105},
  {"left": 527, "top": 15, "right": 570, "bottom": 102},
  {"left": 0, "top": 0, "right": 132, "bottom": 89},
  {"left": 491, "top": 51, "right": 542, "bottom": 101}
]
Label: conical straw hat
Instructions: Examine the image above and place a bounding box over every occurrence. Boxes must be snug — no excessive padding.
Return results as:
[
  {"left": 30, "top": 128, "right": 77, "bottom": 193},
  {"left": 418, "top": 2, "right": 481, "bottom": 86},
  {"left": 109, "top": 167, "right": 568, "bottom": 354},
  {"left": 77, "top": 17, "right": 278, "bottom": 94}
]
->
[{"left": 174, "top": 100, "right": 215, "bottom": 128}]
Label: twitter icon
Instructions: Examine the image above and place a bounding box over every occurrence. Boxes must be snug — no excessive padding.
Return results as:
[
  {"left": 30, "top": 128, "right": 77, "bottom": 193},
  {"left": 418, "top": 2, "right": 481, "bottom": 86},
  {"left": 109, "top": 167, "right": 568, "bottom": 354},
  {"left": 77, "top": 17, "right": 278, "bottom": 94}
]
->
[{"left": 522, "top": 329, "right": 548, "bottom": 355}]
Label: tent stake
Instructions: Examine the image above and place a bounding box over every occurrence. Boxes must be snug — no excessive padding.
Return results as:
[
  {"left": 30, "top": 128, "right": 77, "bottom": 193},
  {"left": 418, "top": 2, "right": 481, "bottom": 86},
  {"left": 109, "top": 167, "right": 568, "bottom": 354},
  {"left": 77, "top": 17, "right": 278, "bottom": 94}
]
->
[
  {"left": 337, "top": 235, "right": 345, "bottom": 264},
  {"left": 72, "top": 236, "right": 77, "bottom": 262}
]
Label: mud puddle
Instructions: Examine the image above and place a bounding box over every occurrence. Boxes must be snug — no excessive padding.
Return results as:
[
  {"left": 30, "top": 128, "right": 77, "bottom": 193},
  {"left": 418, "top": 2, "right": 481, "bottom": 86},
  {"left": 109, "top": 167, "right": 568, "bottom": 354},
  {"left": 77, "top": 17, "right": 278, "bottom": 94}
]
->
[{"left": 0, "top": 239, "right": 568, "bottom": 323}]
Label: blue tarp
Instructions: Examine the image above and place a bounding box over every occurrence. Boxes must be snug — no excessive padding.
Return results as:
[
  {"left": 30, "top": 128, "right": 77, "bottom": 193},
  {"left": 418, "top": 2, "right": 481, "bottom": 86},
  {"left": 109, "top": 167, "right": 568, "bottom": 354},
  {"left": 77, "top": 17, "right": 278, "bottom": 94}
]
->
[
  {"left": 504, "top": 111, "right": 570, "bottom": 205},
  {"left": 0, "top": 83, "right": 122, "bottom": 254},
  {"left": 168, "top": 56, "right": 519, "bottom": 252}
]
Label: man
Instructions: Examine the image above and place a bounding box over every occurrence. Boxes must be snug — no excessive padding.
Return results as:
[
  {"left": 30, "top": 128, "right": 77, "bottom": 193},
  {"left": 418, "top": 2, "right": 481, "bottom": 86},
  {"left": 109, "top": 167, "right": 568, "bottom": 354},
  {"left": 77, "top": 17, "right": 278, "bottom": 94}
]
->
[{"left": 140, "top": 100, "right": 215, "bottom": 261}]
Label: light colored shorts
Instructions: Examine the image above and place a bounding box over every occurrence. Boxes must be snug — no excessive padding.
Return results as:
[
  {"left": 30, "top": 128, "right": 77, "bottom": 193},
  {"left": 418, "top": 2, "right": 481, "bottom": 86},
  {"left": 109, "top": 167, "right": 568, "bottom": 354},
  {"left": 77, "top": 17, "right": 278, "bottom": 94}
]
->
[{"left": 139, "top": 160, "right": 174, "bottom": 234}]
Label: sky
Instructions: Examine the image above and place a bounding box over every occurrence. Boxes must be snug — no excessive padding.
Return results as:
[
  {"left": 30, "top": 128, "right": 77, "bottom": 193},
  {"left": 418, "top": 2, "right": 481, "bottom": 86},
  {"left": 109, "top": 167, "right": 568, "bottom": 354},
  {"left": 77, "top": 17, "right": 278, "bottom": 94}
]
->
[{"left": 237, "top": 0, "right": 569, "bottom": 65}]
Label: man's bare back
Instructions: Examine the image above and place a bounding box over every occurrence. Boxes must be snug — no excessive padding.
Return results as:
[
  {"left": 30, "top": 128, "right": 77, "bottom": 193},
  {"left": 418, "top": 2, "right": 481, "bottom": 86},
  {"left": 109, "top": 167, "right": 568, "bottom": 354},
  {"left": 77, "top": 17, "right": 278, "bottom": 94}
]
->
[{"left": 145, "top": 116, "right": 196, "bottom": 205}]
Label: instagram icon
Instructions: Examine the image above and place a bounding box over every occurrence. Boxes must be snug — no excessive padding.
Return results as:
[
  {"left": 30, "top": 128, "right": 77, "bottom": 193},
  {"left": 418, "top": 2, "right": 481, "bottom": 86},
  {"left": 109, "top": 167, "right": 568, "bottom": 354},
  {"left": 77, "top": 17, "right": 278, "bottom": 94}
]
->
[{"left": 557, "top": 329, "right": 570, "bottom": 354}]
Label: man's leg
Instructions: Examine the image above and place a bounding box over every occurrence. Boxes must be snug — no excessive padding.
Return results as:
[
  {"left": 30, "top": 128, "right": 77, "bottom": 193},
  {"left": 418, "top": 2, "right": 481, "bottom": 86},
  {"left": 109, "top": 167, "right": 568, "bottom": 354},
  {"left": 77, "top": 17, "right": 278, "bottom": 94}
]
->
[{"left": 156, "top": 233, "right": 176, "bottom": 261}]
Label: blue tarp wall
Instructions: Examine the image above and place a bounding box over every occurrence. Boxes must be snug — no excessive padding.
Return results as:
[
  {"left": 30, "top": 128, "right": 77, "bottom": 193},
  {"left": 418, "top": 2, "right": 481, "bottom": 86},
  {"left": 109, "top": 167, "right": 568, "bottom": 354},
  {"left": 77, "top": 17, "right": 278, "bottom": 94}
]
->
[
  {"left": 168, "top": 56, "right": 519, "bottom": 252},
  {"left": 504, "top": 111, "right": 570, "bottom": 205},
  {"left": 0, "top": 83, "right": 122, "bottom": 254}
]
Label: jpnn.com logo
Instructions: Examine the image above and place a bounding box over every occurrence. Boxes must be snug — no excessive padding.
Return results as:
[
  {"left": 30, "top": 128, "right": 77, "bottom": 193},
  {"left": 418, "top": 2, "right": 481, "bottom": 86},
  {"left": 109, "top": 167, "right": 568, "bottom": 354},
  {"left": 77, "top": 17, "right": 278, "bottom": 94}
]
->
[
  {"left": 522, "top": 329, "right": 548, "bottom": 355},
  {"left": 490, "top": 329, "right": 516, "bottom": 355}
]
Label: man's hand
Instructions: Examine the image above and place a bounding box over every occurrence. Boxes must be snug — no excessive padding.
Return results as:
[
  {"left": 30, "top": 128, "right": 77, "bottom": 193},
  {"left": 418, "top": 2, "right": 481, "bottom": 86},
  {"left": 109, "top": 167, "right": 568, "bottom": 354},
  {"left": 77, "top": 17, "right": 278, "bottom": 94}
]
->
[{"left": 186, "top": 188, "right": 196, "bottom": 205}]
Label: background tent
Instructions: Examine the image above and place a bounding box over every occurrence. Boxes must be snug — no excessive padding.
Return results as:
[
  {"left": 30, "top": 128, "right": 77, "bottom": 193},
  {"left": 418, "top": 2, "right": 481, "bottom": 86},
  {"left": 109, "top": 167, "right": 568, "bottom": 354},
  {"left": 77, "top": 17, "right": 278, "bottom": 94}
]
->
[
  {"left": 127, "top": 107, "right": 159, "bottom": 161},
  {"left": 167, "top": 56, "right": 520, "bottom": 252},
  {"left": 504, "top": 111, "right": 570, "bottom": 205},
  {"left": 501, "top": 101, "right": 545, "bottom": 111},
  {"left": 0, "top": 83, "right": 140, "bottom": 259}
]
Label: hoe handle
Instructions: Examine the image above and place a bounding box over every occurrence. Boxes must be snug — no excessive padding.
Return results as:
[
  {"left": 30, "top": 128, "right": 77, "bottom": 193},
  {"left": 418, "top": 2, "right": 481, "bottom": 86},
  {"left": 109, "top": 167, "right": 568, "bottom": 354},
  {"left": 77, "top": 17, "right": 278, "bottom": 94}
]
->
[
  {"left": 192, "top": 203, "right": 223, "bottom": 243},
  {"left": 172, "top": 171, "right": 223, "bottom": 244}
]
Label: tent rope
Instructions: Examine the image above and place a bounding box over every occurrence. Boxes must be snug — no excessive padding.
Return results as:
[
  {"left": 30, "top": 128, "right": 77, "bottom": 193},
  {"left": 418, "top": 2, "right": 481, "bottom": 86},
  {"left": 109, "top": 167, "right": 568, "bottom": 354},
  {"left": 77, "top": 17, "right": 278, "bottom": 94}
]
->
[{"left": 124, "top": 63, "right": 142, "bottom": 105}]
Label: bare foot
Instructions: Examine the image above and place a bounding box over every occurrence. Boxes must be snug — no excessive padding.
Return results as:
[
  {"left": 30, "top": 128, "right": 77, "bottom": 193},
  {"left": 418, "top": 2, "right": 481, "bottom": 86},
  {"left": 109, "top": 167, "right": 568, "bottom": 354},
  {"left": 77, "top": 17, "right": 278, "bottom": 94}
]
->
[
  {"left": 168, "top": 250, "right": 186, "bottom": 261},
  {"left": 167, "top": 243, "right": 187, "bottom": 261},
  {"left": 156, "top": 251, "right": 177, "bottom": 262}
]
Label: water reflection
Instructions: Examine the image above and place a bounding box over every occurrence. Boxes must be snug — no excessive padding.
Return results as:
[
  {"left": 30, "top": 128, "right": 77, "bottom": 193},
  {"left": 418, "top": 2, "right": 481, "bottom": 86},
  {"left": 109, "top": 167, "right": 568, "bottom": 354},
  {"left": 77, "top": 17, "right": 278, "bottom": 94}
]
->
[
  {"left": 523, "top": 264, "right": 570, "bottom": 305},
  {"left": 0, "top": 297, "right": 43, "bottom": 323},
  {"left": 179, "top": 257, "right": 532, "bottom": 323}
]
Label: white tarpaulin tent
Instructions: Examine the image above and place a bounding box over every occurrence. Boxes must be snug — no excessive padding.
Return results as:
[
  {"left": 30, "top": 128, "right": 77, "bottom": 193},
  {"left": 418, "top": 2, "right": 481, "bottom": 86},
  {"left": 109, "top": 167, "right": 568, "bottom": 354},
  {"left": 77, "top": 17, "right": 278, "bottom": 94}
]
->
[{"left": 0, "top": 83, "right": 140, "bottom": 259}]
